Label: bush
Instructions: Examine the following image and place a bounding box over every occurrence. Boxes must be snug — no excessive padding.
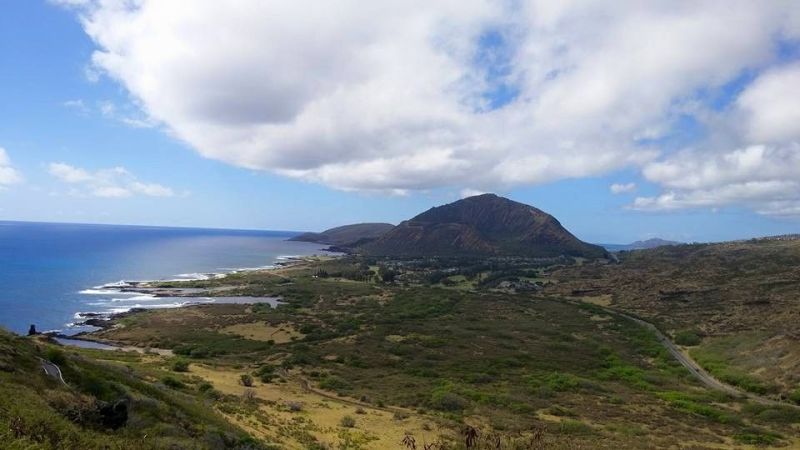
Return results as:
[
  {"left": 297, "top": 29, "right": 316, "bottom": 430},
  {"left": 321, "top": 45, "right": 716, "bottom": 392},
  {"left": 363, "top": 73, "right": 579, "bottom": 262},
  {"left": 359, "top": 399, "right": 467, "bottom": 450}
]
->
[
  {"left": 254, "top": 365, "right": 276, "bottom": 383},
  {"left": 546, "top": 372, "right": 581, "bottom": 392},
  {"left": 286, "top": 401, "right": 303, "bottom": 412},
  {"left": 340, "top": 415, "right": 356, "bottom": 428},
  {"left": 355, "top": 407, "right": 366, "bottom": 415},
  {"left": 198, "top": 382, "right": 213, "bottom": 393},
  {"left": 430, "top": 392, "right": 469, "bottom": 412},
  {"left": 319, "top": 375, "right": 351, "bottom": 391},
  {"left": 45, "top": 347, "right": 67, "bottom": 366},
  {"left": 240, "top": 374, "right": 254, "bottom": 387},
  {"left": 162, "top": 376, "right": 184, "bottom": 389},
  {"left": 734, "top": 431, "right": 781, "bottom": 445},
  {"left": 789, "top": 389, "right": 800, "bottom": 405},
  {"left": 171, "top": 359, "right": 189, "bottom": 372},
  {"left": 558, "top": 419, "right": 594, "bottom": 435},
  {"left": 674, "top": 330, "right": 702, "bottom": 346}
]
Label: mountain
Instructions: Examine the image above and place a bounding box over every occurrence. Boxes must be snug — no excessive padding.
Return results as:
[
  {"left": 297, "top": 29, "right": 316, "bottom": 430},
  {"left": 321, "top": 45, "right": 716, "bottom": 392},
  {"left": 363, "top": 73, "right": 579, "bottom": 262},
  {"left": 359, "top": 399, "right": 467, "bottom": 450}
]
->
[
  {"left": 289, "top": 223, "right": 395, "bottom": 247},
  {"left": 602, "top": 238, "right": 682, "bottom": 251},
  {"left": 359, "top": 194, "right": 607, "bottom": 258}
]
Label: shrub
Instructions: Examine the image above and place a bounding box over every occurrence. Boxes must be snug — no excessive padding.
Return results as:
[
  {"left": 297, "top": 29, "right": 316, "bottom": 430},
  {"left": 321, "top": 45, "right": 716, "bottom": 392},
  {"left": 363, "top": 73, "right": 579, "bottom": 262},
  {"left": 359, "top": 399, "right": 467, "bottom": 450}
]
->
[
  {"left": 674, "top": 330, "right": 702, "bottom": 346},
  {"left": 430, "top": 392, "right": 469, "bottom": 412},
  {"left": 162, "top": 376, "right": 184, "bottom": 389},
  {"left": 319, "top": 375, "right": 351, "bottom": 391},
  {"left": 789, "top": 389, "right": 800, "bottom": 405},
  {"left": 355, "top": 407, "right": 366, "bottom": 415},
  {"left": 546, "top": 372, "right": 582, "bottom": 392},
  {"left": 45, "top": 347, "right": 67, "bottom": 366},
  {"left": 198, "top": 382, "right": 213, "bottom": 393},
  {"left": 171, "top": 359, "right": 189, "bottom": 372},
  {"left": 254, "top": 365, "right": 276, "bottom": 383},
  {"left": 286, "top": 401, "right": 303, "bottom": 412},
  {"left": 340, "top": 415, "right": 356, "bottom": 428},
  {"left": 734, "top": 431, "right": 781, "bottom": 445},
  {"left": 240, "top": 374, "right": 254, "bottom": 387},
  {"left": 558, "top": 419, "right": 594, "bottom": 435}
]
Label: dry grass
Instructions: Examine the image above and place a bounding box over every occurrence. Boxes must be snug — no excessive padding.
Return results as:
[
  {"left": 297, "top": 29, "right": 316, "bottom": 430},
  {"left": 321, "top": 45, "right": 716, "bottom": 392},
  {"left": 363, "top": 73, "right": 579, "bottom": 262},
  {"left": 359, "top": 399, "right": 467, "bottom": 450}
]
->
[
  {"left": 190, "top": 364, "right": 445, "bottom": 449},
  {"left": 220, "top": 322, "right": 304, "bottom": 344}
]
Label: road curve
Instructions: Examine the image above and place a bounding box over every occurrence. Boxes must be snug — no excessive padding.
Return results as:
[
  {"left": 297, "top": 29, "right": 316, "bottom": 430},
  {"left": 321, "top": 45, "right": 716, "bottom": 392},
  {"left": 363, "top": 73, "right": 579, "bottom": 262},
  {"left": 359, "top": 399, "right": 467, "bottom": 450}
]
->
[
  {"left": 40, "top": 358, "right": 67, "bottom": 385},
  {"left": 566, "top": 299, "right": 798, "bottom": 408}
]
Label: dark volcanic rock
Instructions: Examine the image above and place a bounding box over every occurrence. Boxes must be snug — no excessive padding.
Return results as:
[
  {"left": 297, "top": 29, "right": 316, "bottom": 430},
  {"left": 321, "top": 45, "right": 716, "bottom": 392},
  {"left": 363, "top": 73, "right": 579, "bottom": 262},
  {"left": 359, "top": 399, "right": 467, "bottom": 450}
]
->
[{"left": 359, "top": 194, "right": 607, "bottom": 259}]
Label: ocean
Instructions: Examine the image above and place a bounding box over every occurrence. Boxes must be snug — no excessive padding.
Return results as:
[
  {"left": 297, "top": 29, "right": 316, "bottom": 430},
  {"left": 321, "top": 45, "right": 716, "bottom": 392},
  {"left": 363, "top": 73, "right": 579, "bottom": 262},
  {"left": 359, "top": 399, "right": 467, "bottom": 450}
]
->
[{"left": 0, "top": 221, "right": 325, "bottom": 336}]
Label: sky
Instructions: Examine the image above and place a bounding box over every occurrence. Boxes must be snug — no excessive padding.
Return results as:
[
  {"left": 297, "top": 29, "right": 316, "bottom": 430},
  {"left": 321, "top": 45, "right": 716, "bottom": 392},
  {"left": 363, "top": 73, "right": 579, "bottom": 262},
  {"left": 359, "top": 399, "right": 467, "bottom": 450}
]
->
[{"left": 0, "top": 1, "right": 799, "bottom": 244}]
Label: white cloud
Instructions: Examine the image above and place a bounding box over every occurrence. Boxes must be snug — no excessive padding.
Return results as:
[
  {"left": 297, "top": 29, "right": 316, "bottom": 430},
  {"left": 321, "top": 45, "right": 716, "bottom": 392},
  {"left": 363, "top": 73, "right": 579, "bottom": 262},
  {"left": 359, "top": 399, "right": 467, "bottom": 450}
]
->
[
  {"left": 63, "top": 99, "right": 89, "bottom": 114},
  {"left": 634, "top": 144, "right": 800, "bottom": 216},
  {"left": 0, "top": 147, "right": 23, "bottom": 187},
  {"left": 49, "top": 162, "right": 93, "bottom": 183},
  {"left": 460, "top": 188, "right": 487, "bottom": 198},
  {"left": 610, "top": 183, "right": 636, "bottom": 194},
  {"left": 737, "top": 63, "right": 800, "bottom": 143},
  {"left": 61, "top": 0, "right": 800, "bottom": 213},
  {"left": 48, "top": 162, "right": 175, "bottom": 198}
]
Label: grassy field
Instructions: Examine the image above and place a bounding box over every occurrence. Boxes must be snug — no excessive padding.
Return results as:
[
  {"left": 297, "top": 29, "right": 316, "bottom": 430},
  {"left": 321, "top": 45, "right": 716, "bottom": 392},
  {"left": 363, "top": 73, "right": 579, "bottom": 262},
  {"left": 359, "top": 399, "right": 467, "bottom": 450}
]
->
[{"left": 82, "top": 256, "right": 800, "bottom": 448}]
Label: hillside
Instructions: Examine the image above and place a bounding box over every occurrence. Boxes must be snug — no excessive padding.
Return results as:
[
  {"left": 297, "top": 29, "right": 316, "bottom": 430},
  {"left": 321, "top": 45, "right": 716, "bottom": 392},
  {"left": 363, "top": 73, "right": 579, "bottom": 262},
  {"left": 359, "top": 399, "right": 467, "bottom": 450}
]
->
[
  {"left": 360, "top": 194, "right": 607, "bottom": 258},
  {"left": 0, "top": 329, "right": 260, "bottom": 449},
  {"left": 289, "top": 223, "right": 394, "bottom": 247},
  {"left": 546, "top": 237, "right": 800, "bottom": 399}
]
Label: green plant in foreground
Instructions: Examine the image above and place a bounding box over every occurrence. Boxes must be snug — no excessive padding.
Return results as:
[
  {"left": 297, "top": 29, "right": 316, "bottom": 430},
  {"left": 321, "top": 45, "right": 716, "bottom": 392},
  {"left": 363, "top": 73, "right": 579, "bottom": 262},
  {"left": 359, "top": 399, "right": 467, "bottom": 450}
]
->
[{"left": 340, "top": 415, "right": 356, "bottom": 428}]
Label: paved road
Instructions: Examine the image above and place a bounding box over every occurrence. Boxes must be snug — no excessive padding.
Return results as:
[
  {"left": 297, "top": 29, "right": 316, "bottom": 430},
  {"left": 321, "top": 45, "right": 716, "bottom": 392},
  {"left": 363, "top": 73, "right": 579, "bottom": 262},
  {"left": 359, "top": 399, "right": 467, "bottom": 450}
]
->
[
  {"left": 40, "top": 358, "right": 66, "bottom": 385},
  {"left": 616, "top": 312, "right": 741, "bottom": 396},
  {"left": 567, "top": 299, "right": 798, "bottom": 408}
]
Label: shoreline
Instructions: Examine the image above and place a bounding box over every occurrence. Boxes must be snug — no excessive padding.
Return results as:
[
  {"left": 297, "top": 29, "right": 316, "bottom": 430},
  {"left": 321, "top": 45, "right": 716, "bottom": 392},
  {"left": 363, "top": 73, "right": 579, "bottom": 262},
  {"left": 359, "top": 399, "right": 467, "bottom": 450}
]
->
[{"left": 58, "top": 255, "right": 323, "bottom": 343}]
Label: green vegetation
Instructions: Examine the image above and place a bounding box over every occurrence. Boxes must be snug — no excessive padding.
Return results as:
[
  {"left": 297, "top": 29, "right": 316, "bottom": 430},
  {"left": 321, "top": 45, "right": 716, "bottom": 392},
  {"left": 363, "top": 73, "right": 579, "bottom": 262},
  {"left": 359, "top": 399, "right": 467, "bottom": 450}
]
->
[
  {"left": 549, "top": 238, "right": 800, "bottom": 398},
  {"left": 339, "top": 415, "right": 356, "bottom": 428},
  {"left": 673, "top": 330, "right": 702, "bottom": 346},
  {"left": 691, "top": 346, "right": 778, "bottom": 395},
  {"left": 19, "top": 248, "right": 797, "bottom": 448},
  {"left": 0, "top": 329, "right": 263, "bottom": 449},
  {"left": 81, "top": 256, "right": 800, "bottom": 448},
  {"left": 171, "top": 358, "right": 189, "bottom": 372}
]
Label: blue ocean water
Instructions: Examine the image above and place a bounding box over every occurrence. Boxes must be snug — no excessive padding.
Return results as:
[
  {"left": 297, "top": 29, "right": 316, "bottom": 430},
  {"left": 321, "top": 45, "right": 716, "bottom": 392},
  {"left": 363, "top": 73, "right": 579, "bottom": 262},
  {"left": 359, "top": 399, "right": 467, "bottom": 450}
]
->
[{"left": 0, "top": 221, "right": 324, "bottom": 335}]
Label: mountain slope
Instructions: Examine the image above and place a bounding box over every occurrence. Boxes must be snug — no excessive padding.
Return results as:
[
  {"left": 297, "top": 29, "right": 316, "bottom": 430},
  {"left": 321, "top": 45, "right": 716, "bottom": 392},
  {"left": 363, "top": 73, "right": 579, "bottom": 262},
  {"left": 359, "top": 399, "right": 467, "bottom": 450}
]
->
[
  {"left": 289, "top": 223, "right": 394, "bottom": 247},
  {"left": 360, "top": 194, "right": 607, "bottom": 258},
  {"left": 603, "top": 238, "right": 682, "bottom": 251}
]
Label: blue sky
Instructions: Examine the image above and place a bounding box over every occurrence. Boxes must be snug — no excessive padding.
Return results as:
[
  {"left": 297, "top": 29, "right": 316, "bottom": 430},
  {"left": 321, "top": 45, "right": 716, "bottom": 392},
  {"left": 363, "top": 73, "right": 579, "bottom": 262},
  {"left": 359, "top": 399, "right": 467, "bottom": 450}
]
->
[{"left": 0, "top": 1, "right": 798, "bottom": 244}]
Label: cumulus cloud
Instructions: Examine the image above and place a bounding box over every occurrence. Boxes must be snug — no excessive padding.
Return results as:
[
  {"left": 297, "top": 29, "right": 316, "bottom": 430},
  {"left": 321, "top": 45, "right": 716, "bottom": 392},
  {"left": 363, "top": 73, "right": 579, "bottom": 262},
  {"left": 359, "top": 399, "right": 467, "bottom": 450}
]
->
[
  {"left": 610, "top": 183, "right": 636, "bottom": 194},
  {"left": 0, "top": 147, "right": 23, "bottom": 187},
  {"left": 461, "top": 188, "right": 487, "bottom": 198},
  {"left": 737, "top": 63, "right": 800, "bottom": 143},
  {"left": 48, "top": 162, "right": 175, "bottom": 198},
  {"left": 61, "top": 1, "right": 800, "bottom": 214},
  {"left": 634, "top": 144, "right": 800, "bottom": 216}
]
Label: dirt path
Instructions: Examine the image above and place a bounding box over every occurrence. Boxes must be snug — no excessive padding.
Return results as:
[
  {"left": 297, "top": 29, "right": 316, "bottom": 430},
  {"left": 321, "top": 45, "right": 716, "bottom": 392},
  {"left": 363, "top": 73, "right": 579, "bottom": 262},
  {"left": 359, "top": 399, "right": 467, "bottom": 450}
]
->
[{"left": 567, "top": 299, "right": 798, "bottom": 408}]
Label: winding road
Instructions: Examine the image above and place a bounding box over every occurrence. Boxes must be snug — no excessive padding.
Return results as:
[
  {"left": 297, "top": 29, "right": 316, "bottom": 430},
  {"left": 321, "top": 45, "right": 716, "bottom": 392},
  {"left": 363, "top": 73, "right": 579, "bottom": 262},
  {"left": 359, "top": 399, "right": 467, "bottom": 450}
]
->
[
  {"left": 568, "top": 299, "right": 798, "bottom": 408},
  {"left": 39, "top": 358, "right": 66, "bottom": 385}
]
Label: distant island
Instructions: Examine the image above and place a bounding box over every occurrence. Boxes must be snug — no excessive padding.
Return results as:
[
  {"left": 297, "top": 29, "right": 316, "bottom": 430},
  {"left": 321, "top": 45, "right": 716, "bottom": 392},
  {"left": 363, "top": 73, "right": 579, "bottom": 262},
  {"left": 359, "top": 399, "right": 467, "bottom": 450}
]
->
[{"left": 602, "top": 238, "right": 682, "bottom": 252}]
